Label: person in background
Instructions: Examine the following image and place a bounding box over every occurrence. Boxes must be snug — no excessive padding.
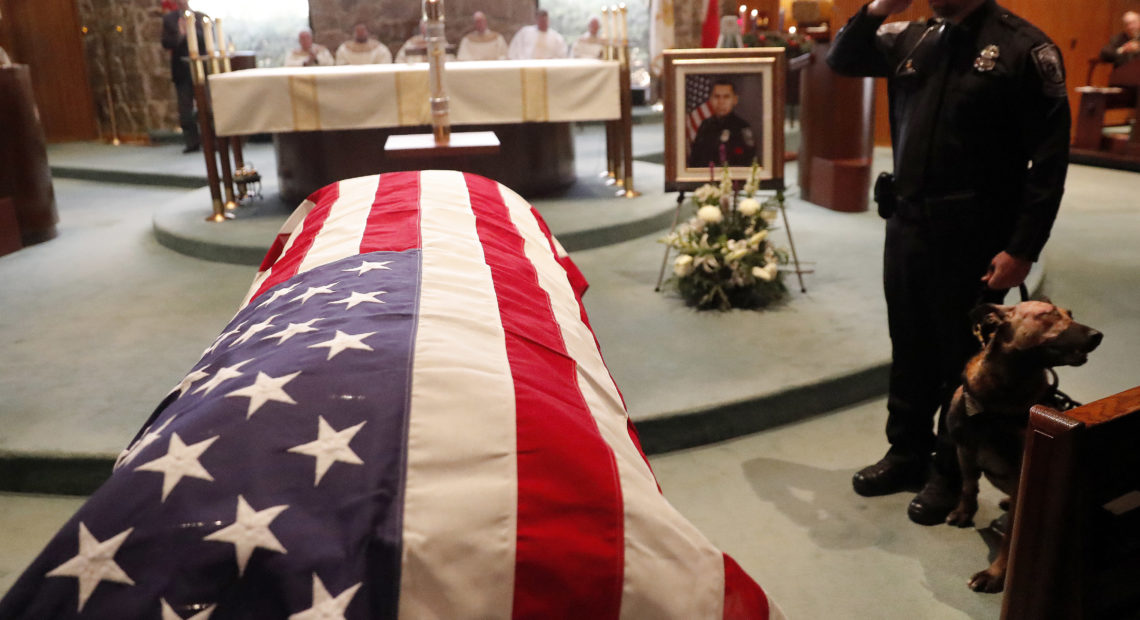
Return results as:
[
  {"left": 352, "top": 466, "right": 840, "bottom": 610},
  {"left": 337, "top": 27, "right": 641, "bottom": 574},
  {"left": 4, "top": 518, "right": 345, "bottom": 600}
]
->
[
  {"left": 284, "top": 30, "right": 334, "bottom": 67},
  {"left": 1100, "top": 11, "right": 1140, "bottom": 68},
  {"left": 827, "top": 0, "right": 1070, "bottom": 526},
  {"left": 457, "top": 11, "right": 509, "bottom": 61},
  {"left": 508, "top": 9, "right": 567, "bottom": 60},
  {"left": 395, "top": 23, "right": 455, "bottom": 63},
  {"left": 336, "top": 23, "right": 392, "bottom": 65},
  {"left": 160, "top": 0, "right": 202, "bottom": 153},
  {"left": 571, "top": 16, "right": 605, "bottom": 59}
]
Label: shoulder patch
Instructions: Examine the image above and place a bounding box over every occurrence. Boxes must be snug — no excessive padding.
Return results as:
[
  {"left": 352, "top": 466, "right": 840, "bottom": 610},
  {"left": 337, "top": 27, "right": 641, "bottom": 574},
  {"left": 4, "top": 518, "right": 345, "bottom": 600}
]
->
[{"left": 1031, "top": 43, "right": 1066, "bottom": 97}]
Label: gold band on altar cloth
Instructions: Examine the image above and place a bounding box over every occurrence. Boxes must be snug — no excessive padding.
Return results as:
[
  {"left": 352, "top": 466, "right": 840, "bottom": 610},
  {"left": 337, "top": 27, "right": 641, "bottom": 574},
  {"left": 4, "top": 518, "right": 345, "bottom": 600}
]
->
[
  {"left": 396, "top": 71, "right": 431, "bottom": 126},
  {"left": 520, "top": 67, "right": 549, "bottom": 122},
  {"left": 289, "top": 75, "right": 321, "bottom": 131}
]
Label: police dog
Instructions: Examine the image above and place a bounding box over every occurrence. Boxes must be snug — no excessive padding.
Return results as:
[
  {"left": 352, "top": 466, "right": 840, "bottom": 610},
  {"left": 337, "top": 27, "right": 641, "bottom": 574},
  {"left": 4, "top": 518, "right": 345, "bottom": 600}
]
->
[{"left": 944, "top": 300, "right": 1102, "bottom": 593}]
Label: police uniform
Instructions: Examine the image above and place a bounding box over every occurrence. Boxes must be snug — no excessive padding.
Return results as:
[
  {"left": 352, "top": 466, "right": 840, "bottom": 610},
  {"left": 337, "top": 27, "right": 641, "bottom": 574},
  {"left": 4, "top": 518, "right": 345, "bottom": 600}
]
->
[
  {"left": 688, "top": 113, "right": 758, "bottom": 167},
  {"left": 827, "top": 1, "right": 1070, "bottom": 508}
]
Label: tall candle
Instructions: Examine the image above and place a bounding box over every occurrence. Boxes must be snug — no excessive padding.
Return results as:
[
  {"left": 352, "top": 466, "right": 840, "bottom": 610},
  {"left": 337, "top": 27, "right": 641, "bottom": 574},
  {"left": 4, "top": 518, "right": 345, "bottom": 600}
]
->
[
  {"left": 607, "top": 6, "right": 617, "bottom": 47},
  {"left": 184, "top": 10, "right": 199, "bottom": 58},
  {"left": 213, "top": 18, "right": 226, "bottom": 58},
  {"left": 202, "top": 17, "right": 216, "bottom": 56},
  {"left": 618, "top": 3, "right": 628, "bottom": 44},
  {"left": 600, "top": 7, "right": 609, "bottom": 43}
]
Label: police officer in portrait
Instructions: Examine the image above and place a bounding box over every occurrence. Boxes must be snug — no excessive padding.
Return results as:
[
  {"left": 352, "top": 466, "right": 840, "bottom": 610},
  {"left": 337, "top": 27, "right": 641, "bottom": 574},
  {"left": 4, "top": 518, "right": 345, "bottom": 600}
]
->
[
  {"left": 688, "top": 78, "right": 759, "bottom": 167},
  {"left": 828, "top": 0, "right": 1070, "bottom": 525}
]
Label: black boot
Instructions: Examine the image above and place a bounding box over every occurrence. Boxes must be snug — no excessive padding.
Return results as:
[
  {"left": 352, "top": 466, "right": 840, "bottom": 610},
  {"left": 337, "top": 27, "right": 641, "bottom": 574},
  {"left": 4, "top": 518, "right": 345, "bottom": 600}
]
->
[
  {"left": 907, "top": 468, "right": 960, "bottom": 525},
  {"left": 852, "top": 451, "right": 927, "bottom": 497}
]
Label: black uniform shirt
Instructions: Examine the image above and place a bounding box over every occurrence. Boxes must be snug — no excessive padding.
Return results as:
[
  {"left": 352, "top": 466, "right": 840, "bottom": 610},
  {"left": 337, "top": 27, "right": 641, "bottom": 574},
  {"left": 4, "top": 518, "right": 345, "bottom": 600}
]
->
[
  {"left": 828, "top": 0, "right": 1070, "bottom": 261},
  {"left": 688, "top": 112, "right": 758, "bottom": 168}
]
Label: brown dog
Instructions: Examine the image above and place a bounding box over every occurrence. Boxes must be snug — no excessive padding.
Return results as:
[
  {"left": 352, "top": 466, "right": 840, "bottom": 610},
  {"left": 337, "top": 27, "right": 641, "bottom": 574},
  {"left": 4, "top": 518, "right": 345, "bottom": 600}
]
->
[{"left": 944, "top": 300, "right": 1102, "bottom": 593}]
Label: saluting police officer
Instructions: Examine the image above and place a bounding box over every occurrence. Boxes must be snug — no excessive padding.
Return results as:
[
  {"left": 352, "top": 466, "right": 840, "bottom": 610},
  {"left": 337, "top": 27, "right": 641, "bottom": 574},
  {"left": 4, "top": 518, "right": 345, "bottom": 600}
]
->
[
  {"left": 688, "top": 79, "right": 759, "bottom": 167},
  {"left": 828, "top": 0, "right": 1070, "bottom": 525}
]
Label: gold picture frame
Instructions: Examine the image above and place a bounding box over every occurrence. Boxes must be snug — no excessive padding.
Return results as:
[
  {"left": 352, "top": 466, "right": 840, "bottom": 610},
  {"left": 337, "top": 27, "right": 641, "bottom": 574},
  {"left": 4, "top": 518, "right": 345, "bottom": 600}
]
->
[{"left": 663, "top": 48, "right": 786, "bottom": 192}]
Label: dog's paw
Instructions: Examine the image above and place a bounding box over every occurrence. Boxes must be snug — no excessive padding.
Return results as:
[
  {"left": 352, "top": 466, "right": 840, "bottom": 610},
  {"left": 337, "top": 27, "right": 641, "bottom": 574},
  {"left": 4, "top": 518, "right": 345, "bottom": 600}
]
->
[
  {"left": 946, "top": 503, "right": 976, "bottom": 527},
  {"left": 967, "top": 568, "right": 1005, "bottom": 593}
]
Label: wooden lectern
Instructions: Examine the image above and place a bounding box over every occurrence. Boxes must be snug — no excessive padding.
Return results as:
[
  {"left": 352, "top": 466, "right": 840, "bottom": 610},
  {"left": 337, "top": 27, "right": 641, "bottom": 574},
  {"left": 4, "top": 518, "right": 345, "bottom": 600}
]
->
[
  {"left": 1072, "top": 60, "right": 1140, "bottom": 168},
  {"left": 1002, "top": 386, "right": 1140, "bottom": 619}
]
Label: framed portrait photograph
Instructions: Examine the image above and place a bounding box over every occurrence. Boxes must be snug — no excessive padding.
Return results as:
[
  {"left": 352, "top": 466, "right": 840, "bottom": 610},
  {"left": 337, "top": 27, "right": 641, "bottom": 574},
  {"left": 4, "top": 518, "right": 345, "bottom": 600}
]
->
[{"left": 663, "top": 48, "right": 786, "bottom": 192}]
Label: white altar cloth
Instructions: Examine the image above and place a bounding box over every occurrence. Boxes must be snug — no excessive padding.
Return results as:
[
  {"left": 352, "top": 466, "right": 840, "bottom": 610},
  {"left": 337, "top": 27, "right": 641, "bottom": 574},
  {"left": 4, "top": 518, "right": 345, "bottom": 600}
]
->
[{"left": 208, "top": 59, "right": 621, "bottom": 136}]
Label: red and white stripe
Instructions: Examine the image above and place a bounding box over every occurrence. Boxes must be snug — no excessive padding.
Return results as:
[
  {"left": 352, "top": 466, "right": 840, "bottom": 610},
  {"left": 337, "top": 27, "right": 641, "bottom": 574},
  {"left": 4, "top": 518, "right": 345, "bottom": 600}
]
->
[
  {"left": 687, "top": 101, "right": 713, "bottom": 142},
  {"left": 242, "top": 171, "right": 779, "bottom": 618}
]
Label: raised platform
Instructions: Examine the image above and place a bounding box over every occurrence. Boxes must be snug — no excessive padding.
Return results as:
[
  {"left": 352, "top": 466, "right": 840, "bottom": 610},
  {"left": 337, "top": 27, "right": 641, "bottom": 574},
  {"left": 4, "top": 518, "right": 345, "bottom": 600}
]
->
[{"left": 3, "top": 132, "right": 1041, "bottom": 497}]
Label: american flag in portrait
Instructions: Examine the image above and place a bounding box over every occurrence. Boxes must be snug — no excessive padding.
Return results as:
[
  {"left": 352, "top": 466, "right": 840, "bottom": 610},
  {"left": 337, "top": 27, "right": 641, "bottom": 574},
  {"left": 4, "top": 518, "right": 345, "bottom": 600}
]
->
[
  {"left": 685, "top": 72, "right": 716, "bottom": 142},
  {"left": 0, "top": 171, "right": 780, "bottom": 619}
]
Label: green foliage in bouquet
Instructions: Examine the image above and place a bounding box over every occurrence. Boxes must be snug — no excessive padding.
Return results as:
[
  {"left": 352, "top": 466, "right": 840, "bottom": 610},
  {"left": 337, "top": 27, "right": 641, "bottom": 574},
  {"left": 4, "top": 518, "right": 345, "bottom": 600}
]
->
[{"left": 661, "top": 163, "right": 790, "bottom": 311}]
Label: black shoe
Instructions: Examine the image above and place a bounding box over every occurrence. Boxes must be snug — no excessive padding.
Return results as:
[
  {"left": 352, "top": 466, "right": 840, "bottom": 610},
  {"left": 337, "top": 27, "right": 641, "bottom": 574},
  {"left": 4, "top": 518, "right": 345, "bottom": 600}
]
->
[
  {"left": 182, "top": 144, "right": 200, "bottom": 153},
  {"left": 907, "top": 471, "right": 960, "bottom": 526},
  {"left": 852, "top": 453, "right": 927, "bottom": 497}
]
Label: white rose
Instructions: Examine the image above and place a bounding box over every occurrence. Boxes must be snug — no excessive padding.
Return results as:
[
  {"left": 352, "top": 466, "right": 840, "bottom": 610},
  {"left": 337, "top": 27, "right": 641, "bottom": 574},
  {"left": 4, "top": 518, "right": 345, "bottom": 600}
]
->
[
  {"left": 748, "top": 230, "right": 769, "bottom": 246},
  {"left": 673, "top": 254, "right": 695, "bottom": 277},
  {"left": 697, "top": 205, "right": 723, "bottom": 224},
  {"left": 738, "top": 198, "right": 761, "bottom": 216}
]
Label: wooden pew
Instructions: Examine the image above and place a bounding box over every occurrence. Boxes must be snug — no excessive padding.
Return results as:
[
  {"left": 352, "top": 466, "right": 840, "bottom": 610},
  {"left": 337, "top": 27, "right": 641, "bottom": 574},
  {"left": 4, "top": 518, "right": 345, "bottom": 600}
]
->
[
  {"left": 1073, "top": 60, "right": 1140, "bottom": 165},
  {"left": 1002, "top": 386, "right": 1140, "bottom": 619}
]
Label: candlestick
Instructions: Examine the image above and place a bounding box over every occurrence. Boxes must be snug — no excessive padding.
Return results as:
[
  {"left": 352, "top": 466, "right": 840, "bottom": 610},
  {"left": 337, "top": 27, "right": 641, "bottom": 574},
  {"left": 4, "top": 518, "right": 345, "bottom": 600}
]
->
[
  {"left": 184, "top": 10, "right": 199, "bottom": 59},
  {"left": 618, "top": 3, "right": 628, "bottom": 44},
  {"left": 202, "top": 16, "right": 216, "bottom": 56},
  {"left": 607, "top": 6, "right": 618, "bottom": 49}
]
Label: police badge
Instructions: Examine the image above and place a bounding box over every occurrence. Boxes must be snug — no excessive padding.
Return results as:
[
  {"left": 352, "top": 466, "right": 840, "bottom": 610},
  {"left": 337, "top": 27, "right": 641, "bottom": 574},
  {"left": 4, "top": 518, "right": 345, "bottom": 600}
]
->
[
  {"left": 973, "top": 44, "right": 999, "bottom": 72},
  {"left": 742, "top": 128, "right": 755, "bottom": 147}
]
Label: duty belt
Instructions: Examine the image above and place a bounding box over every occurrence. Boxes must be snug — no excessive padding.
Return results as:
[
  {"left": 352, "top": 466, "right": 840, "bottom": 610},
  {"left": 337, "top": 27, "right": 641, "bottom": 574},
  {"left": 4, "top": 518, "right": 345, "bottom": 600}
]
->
[{"left": 894, "top": 191, "right": 982, "bottom": 222}]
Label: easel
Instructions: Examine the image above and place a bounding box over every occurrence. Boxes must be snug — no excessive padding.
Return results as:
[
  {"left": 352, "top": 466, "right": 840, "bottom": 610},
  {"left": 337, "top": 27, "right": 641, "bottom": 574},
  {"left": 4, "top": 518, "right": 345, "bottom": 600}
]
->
[{"left": 654, "top": 183, "right": 809, "bottom": 294}]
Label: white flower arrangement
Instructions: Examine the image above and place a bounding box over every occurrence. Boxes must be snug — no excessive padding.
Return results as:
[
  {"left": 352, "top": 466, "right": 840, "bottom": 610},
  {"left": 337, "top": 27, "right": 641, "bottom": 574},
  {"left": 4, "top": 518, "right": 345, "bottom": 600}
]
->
[{"left": 660, "top": 163, "right": 789, "bottom": 310}]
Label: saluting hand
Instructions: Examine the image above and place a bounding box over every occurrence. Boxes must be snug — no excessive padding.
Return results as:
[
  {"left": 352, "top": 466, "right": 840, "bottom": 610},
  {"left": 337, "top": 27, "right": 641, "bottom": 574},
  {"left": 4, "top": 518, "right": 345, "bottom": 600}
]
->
[{"left": 868, "top": 0, "right": 915, "bottom": 17}]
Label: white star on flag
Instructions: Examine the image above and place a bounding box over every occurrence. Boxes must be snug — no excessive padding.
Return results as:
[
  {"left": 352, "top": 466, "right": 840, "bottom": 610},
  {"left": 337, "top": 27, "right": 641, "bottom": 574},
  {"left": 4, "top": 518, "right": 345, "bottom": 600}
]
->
[
  {"left": 116, "top": 415, "right": 176, "bottom": 470},
  {"left": 291, "top": 283, "right": 339, "bottom": 304},
  {"left": 45, "top": 523, "right": 135, "bottom": 612},
  {"left": 262, "top": 318, "right": 322, "bottom": 345},
  {"left": 161, "top": 599, "right": 215, "bottom": 620},
  {"left": 203, "top": 495, "right": 288, "bottom": 576},
  {"left": 288, "top": 417, "right": 366, "bottom": 485},
  {"left": 308, "top": 330, "right": 376, "bottom": 360},
  {"left": 170, "top": 366, "right": 210, "bottom": 396},
  {"left": 135, "top": 432, "right": 218, "bottom": 501},
  {"left": 193, "top": 359, "right": 251, "bottom": 396},
  {"left": 225, "top": 371, "right": 301, "bottom": 418},
  {"left": 342, "top": 260, "right": 391, "bottom": 276},
  {"left": 289, "top": 573, "right": 362, "bottom": 620},
  {"left": 203, "top": 321, "right": 246, "bottom": 356},
  {"left": 328, "top": 290, "right": 387, "bottom": 309},
  {"left": 231, "top": 314, "right": 280, "bottom": 347},
  {"left": 256, "top": 282, "right": 300, "bottom": 309}
]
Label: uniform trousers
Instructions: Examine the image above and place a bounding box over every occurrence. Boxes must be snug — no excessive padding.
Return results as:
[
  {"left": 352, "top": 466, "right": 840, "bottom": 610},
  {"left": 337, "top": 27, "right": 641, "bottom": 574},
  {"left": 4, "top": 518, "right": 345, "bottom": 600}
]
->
[
  {"left": 174, "top": 78, "right": 200, "bottom": 150},
  {"left": 882, "top": 201, "right": 1008, "bottom": 475}
]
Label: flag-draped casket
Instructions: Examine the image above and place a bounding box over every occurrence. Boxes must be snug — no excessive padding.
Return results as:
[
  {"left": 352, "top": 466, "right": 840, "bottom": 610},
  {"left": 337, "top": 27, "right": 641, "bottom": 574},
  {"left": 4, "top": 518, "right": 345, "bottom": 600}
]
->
[{"left": 0, "top": 171, "right": 780, "bottom": 619}]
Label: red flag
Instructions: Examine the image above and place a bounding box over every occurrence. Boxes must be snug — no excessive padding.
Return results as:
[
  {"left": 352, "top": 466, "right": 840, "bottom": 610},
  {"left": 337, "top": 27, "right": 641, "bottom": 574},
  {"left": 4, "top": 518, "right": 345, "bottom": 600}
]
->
[{"left": 702, "top": 0, "right": 721, "bottom": 48}]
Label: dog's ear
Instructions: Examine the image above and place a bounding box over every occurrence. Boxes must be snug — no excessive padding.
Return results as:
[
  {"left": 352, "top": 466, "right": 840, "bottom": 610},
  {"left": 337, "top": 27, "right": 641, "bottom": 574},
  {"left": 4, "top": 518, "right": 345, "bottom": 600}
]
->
[{"left": 970, "top": 303, "right": 1009, "bottom": 346}]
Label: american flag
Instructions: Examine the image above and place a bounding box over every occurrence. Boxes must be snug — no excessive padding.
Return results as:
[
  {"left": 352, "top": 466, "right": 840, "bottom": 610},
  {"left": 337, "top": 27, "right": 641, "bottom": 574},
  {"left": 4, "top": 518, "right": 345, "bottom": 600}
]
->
[
  {"left": 686, "top": 73, "right": 716, "bottom": 142},
  {"left": 0, "top": 171, "right": 779, "bottom": 619}
]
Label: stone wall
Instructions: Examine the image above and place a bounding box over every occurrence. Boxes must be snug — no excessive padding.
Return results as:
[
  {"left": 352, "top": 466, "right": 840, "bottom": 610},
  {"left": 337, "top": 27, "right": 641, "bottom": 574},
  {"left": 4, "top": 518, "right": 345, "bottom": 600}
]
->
[
  {"left": 308, "top": 0, "right": 537, "bottom": 58},
  {"left": 78, "top": 0, "right": 178, "bottom": 139}
]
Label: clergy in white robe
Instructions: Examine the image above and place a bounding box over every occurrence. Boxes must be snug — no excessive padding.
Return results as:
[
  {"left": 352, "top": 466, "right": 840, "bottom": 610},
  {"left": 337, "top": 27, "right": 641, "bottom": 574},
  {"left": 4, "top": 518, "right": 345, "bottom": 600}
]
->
[
  {"left": 336, "top": 23, "right": 392, "bottom": 65},
  {"left": 283, "top": 30, "right": 334, "bottom": 67},
  {"left": 508, "top": 10, "right": 567, "bottom": 60},
  {"left": 457, "top": 11, "right": 509, "bottom": 61},
  {"left": 570, "top": 16, "right": 604, "bottom": 59},
  {"left": 395, "top": 26, "right": 456, "bottom": 63}
]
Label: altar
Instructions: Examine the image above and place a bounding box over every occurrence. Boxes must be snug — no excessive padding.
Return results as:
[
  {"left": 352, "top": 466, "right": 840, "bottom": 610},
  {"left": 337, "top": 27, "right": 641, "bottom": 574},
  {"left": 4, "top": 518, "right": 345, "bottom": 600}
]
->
[{"left": 209, "top": 60, "right": 622, "bottom": 202}]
